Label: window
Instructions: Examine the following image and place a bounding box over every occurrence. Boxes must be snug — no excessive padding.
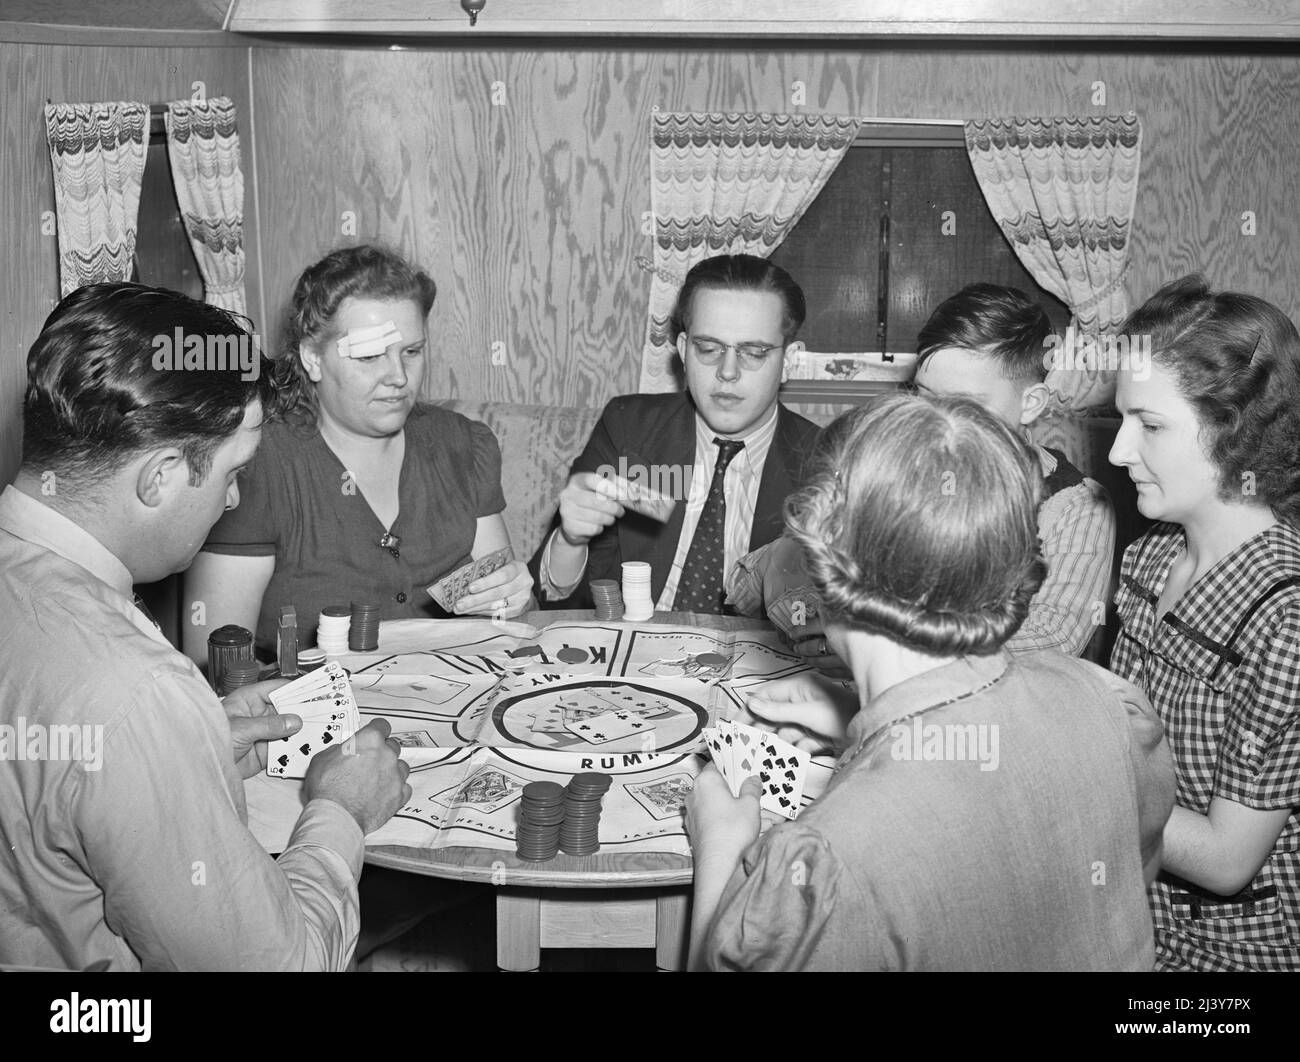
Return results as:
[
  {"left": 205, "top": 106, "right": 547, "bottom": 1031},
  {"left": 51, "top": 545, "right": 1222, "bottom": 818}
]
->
[
  {"left": 131, "top": 108, "right": 203, "bottom": 300},
  {"left": 771, "top": 122, "right": 1069, "bottom": 395}
]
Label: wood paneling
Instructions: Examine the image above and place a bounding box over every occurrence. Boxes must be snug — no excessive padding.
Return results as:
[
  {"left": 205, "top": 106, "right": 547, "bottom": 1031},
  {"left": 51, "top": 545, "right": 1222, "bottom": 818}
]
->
[
  {"left": 252, "top": 44, "right": 1300, "bottom": 421},
  {"left": 228, "top": 0, "right": 1300, "bottom": 40},
  {"left": 6, "top": 39, "right": 1300, "bottom": 489},
  {"left": 252, "top": 47, "right": 658, "bottom": 409},
  {"left": 0, "top": 41, "right": 258, "bottom": 488},
  {"left": 0, "top": 1, "right": 230, "bottom": 30}
]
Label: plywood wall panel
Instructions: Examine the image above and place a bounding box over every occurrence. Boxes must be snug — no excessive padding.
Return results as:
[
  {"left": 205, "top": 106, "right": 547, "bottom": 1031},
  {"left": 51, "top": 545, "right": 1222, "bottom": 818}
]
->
[
  {"left": 0, "top": 41, "right": 256, "bottom": 488},
  {"left": 252, "top": 47, "right": 661, "bottom": 409}
]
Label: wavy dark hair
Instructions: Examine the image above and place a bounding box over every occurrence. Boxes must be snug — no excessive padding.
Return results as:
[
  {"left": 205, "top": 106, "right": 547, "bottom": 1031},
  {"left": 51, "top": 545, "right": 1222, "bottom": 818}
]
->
[
  {"left": 670, "top": 254, "right": 806, "bottom": 344},
  {"left": 786, "top": 393, "right": 1046, "bottom": 656},
  {"left": 22, "top": 283, "right": 278, "bottom": 488},
  {"left": 1123, "top": 274, "right": 1300, "bottom": 526},
  {"left": 272, "top": 244, "right": 438, "bottom": 426},
  {"left": 916, "top": 282, "right": 1052, "bottom": 382}
]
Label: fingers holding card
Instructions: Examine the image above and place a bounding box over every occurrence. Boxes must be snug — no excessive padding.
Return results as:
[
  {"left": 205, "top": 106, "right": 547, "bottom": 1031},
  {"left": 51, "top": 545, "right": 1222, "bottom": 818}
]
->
[
  {"left": 266, "top": 662, "right": 361, "bottom": 780},
  {"left": 427, "top": 547, "right": 514, "bottom": 612},
  {"left": 701, "top": 720, "right": 807, "bottom": 819}
]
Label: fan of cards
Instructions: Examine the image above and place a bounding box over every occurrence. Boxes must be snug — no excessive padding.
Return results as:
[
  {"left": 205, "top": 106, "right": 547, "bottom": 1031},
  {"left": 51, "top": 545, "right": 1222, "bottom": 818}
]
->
[
  {"left": 427, "top": 547, "right": 514, "bottom": 612},
  {"left": 265, "top": 662, "right": 361, "bottom": 779},
  {"left": 702, "top": 720, "right": 807, "bottom": 820}
]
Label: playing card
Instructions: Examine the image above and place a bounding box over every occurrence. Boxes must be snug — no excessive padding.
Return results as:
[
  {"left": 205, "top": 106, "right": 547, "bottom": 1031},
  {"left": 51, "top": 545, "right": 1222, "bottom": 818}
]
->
[
  {"left": 427, "top": 546, "right": 514, "bottom": 611},
  {"left": 757, "top": 731, "right": 807, "bottom": 820},
  {"left": 702, "top": 726, "right": 735, "bottom": 793},
  {"left": 266, "top": 662, "right": 360, "bottom": 779},
  {"left": 267, "top": 716, "right": 343, "bottom": 779},
  {"left": 731, "top": 723, "right": 764, "bottom": 785},
  {"left": 564, "top": 708, "right": 657, "bottom": 745},
  {"left": 391, "top": 730, "right": 437, "bottom": 748},
  {"left": 617, "top": 475, "right": 676, "bottom": 523}
]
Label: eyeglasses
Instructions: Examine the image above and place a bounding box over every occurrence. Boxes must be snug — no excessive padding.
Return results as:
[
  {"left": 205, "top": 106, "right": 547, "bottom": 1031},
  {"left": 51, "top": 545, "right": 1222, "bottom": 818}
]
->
[{"left": 688, "top": 338, "right": 783, "bottom": 372}]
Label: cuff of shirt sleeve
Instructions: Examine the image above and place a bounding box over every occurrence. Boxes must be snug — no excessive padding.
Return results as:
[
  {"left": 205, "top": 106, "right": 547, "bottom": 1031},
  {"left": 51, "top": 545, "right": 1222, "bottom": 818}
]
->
[
  {"left": 540, "top": 528, "right": 588, "bottom": 600},
  {"left": 288, "top": 798, "right": 366, "bottom": 881}
]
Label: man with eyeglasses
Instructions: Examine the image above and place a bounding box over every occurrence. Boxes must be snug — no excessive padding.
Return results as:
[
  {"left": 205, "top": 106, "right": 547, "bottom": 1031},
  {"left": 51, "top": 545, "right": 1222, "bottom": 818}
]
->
[{"left": 531, "top": 254, "right": 821, "bottom": 613}]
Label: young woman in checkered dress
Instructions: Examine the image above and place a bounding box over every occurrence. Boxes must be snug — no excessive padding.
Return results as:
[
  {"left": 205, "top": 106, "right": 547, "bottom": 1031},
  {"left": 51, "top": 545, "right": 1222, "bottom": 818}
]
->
[{"left": 1109, "top": 275, "right": 1300, "bottom": 971}]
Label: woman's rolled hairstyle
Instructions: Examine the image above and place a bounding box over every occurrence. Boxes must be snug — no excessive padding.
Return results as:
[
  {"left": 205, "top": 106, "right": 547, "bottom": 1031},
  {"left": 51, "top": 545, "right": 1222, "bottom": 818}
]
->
[{"left": 786, "top": 393, "right": 1047, "bottom": 656}]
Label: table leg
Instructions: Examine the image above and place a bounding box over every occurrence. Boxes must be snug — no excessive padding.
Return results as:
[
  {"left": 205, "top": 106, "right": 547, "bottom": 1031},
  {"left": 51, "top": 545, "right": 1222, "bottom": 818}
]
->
[
  {"left": 655, "top": 888, "right": 691, "bottom": 971},
  {"left": 496, "top": 890, "right": 541, "bottom": 971}
]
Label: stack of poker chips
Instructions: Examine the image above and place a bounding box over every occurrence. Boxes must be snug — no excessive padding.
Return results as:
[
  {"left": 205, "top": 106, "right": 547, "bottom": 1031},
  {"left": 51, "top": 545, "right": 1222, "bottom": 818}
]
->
[
  {"left": 558, "top": 772, "right": 610, "bottom": 855},
  {"left": 297, "top": 647, "right": 326, "bottom": 674},
  {"left": 221, "top": 659, "right": 262, "bottom": 695},
  {"left": 516, "top": 781, "right": 566, "bottom": 861},
  {"left": 316, "top": 605, "right": 351, "bottom": 658},
  {"left": 620, "top": 561, "right": 654, "bottom": 622},
  {"left": 348, "top": 601, "right": 380, "bottom": 652},
  {"left": 590, "top": 579, "right": 624, "bottom": 621}
]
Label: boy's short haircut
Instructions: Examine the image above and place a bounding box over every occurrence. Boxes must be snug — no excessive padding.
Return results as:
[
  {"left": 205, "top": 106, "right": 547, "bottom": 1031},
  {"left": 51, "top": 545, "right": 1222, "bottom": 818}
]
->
[{"left": 916, "top": 283, "right": 1052, "bottom": 383}]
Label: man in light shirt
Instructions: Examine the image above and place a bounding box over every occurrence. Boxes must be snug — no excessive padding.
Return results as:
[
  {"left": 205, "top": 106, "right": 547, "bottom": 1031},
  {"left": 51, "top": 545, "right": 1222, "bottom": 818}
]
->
[
  {"left": 0, "top": 284, "right": 410, "bottom": 970},
  {"left": 531, "top": 254, "right": 820, "bottom": 613}
]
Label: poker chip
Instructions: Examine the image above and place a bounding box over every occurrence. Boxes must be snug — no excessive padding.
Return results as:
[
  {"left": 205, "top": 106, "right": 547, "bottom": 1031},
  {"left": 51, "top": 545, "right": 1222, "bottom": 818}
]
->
[
  {"left": 348, "top": 601, "right": 381, "bottom": 652},
  {"left": 590, "top": 579, "right": 624, "bottom": 621},
  {"left": 516, "top": 775, "right": 610, "bottom": 860},
  {"left": 317, "top": 606, "right": 352, "bottom": 657},
  {"left": 556, "top": 773, "right": 608, "bottom": 855},
  {"left": 221, "top": 660, "right": 262, "bottom": 694},
  {"left": 516, "top": 781, "right": 570, "bottom": 860},
  {"left": 620, "top": 562, "right": 654, "bottom": 623}
]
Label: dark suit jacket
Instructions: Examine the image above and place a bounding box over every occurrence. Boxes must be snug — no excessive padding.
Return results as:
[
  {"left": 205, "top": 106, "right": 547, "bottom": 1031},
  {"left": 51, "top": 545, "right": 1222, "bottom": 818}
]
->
[{"left": 530, "top": 392, "right": 821, "bottom": 608}]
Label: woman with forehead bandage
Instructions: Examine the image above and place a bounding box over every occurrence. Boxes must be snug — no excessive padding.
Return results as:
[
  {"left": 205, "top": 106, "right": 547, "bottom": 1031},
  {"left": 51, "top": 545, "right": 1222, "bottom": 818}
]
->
[{"left": 183, "top": 244, "right": 535, "bottom": 664}]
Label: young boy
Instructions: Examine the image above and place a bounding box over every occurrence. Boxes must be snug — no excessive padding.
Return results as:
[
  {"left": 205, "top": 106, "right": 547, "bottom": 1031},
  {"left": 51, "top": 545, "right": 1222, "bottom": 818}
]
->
[{"left": 911, "top": 284, "right": 1116, "bottom": 655}]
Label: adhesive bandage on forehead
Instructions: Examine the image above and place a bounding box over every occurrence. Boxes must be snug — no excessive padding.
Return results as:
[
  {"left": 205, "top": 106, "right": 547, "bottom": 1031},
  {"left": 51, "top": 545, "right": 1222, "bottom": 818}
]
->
[{"left": 336, "top": 321, "right": 404, "bottom": 358}]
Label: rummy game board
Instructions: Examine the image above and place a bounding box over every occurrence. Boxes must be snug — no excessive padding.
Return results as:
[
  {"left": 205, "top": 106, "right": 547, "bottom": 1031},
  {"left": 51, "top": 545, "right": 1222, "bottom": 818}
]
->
[{"left": 243, "top": 617, "right": 835, "bottom": 857}]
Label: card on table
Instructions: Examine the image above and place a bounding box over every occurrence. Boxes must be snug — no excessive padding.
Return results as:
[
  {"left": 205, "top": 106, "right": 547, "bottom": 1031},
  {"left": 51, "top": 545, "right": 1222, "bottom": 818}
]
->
[
  {"left": 563, "top": 709, "right": 658, "bottom": 745},
  {"left": 427, "top": 546, "right": 514, "bottom": 611}
]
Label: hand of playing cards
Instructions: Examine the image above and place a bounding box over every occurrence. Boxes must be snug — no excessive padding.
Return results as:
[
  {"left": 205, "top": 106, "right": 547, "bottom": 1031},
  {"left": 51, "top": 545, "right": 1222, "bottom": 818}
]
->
[
  {"left": 702, "top": 720, "right": 807, "bottom": 820},
  {"left": 427, "top": 547, "right": 514, "bottom": 612},
  {"left": 265, "top": 662, "right": 361, "bottom": 779}
]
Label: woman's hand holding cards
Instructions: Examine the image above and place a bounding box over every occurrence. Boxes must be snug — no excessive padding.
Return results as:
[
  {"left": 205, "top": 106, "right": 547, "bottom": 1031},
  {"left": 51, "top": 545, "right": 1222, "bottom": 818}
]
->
[
  {"left": 686, "top": 763, "right": 762, "bottom": 859},
  {"left": 451, "top": 558, "right": 534, "bottom": 618}
]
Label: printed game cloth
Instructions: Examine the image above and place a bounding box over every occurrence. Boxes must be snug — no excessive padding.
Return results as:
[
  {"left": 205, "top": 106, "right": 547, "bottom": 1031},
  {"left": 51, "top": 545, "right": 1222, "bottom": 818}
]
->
[{"left": 244, "top": 618, "right": 831, "bottom": 856}]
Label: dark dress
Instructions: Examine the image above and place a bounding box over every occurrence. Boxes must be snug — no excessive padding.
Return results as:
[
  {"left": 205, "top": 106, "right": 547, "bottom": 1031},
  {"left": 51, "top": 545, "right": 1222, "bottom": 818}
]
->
[{"left": 203, "top": 404, "right": 507, "bottom": 655}]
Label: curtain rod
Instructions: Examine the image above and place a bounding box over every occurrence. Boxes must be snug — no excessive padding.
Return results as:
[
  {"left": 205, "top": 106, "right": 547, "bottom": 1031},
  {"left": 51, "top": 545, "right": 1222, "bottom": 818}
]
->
[{"left": 859, "top": 117, "right": 964, "bottom": 126}]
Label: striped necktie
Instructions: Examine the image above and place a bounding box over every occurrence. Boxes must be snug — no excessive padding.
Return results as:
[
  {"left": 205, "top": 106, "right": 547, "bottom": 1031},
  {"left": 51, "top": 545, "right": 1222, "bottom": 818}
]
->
[{"left": 673, "top": 438, "right": 746, "bottom": 614}]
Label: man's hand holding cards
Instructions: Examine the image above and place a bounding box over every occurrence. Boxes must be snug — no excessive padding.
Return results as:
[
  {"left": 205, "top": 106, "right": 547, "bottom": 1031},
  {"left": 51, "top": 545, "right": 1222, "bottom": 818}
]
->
[
  {"left": 265, "top": 662, "right": 361, "bottom": 779},
  {"left": 701, "top": 719, "right": 808, "bottom": 820}
]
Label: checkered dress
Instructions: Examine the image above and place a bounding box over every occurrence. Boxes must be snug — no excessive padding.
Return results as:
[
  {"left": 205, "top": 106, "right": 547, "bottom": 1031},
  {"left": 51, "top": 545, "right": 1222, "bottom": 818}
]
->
[{"left": 1111, "top": 522, "right": 1300, "bottom": 971}]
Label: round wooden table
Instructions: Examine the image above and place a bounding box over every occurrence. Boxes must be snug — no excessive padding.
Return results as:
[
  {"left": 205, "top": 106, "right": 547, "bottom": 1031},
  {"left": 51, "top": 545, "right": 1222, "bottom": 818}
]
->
[{"left": 364, "top": 610, "right": 770, "bottom": 971}]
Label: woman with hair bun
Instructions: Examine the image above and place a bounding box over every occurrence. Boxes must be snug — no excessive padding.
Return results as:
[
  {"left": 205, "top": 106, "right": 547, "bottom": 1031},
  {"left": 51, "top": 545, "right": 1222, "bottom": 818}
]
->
[
  {"left": 184, "top": 244, "right": 534, "bottom": 662},
  {"left": 1109, "top": 275, "right": 1300, "bottom": 971},
  {"left": 686, "top": 392, "right": 1175, "bottom": 971}
]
